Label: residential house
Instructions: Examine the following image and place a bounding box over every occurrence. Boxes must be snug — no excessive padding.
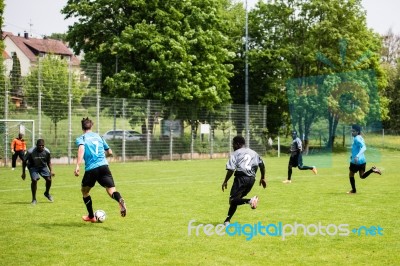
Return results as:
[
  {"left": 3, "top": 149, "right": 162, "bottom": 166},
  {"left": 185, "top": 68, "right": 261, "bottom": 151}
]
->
[
  {"left": 3, "top": 31, "right": 80, "bottom": 76},
  {"left": 2, "top": 31, "right": 80, "bottom": 106}
]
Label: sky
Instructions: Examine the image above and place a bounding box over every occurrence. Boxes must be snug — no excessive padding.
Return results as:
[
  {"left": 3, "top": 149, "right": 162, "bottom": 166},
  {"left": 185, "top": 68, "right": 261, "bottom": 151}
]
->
[{"left": 3, "top": 0, "right": 400, "bottom": 38}]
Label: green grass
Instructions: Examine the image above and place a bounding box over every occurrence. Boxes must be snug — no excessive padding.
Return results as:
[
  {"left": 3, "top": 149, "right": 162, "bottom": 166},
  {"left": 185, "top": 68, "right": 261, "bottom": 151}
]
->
[{"left": 1, "top": 150, "right": 399, "bottom": 265}]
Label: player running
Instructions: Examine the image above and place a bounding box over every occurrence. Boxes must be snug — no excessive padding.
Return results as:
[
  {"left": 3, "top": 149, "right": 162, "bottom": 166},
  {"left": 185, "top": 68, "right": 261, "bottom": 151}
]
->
[
  {"left": 221, "top": 136, "right": 267, "bottom": 226},
  {"left": 282, "top": 130, "right": 317, "bottom": 183},
  {"left": 347, "top": 124, "right": 382, "bottom": 194},
  {"left": 74, "top": 117, "right": 127, "bottom": 222}
]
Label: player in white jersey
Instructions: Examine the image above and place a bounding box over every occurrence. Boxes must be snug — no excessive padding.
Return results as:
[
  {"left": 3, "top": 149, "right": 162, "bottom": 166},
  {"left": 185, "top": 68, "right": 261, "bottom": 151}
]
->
[{"left": 221, "top": 136, "right": 267, "bottom": 225}]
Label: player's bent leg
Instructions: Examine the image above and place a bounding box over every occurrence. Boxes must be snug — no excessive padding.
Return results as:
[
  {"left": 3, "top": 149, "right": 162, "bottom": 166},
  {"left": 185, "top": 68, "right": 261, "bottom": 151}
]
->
[
  {"left": 371, "top": 166, "right": 382, "bottom": 175},
  {"left": 110, "top": 190, "right": 127, "bottom": 217}
]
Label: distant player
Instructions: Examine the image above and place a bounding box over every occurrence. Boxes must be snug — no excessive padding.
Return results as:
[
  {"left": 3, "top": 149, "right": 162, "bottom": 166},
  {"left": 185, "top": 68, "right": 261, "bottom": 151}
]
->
[
  {"left": 11, "top": 133, "right": 27, "bottom": 170},
  {"left": 221, "top": 136, "right": 267, "bottom": 226},
  {"left": 282, "top": 130, "right": 317, "bottom": 184},
  {"left": 347, "top": 124, "right": 382, "bottom": 194},
  {"left": 74, "top": 117, "right": 127, "bottom": 222},
  {"left": 21, "top": 139, "right": 54, "bottom": 205}
]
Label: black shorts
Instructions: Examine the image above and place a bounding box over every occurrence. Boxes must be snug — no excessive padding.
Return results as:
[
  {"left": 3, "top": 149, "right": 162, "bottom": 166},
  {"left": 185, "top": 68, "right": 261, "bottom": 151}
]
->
[
  {"left": 230, "top": 175, "right": 255, "bottom": 200},
  {"left": 81, "top": 165, "right": 116, "bottom": 188},
  {"left": 289, "top": 153, "right": 303, "bottom": 168},
  {"left": 349, "top": 163, "right": 366, "bottom": 173}
]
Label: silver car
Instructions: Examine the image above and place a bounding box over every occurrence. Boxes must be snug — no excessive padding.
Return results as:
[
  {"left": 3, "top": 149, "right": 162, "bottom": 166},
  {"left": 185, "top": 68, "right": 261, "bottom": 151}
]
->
[{"left": 102, "top": 130, "right": 142, "bottom": 141}]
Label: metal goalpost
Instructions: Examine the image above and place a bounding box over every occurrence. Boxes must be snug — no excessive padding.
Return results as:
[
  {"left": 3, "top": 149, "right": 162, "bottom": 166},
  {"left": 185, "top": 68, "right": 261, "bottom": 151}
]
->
[{"left": 0, "top": 119, "right": 35, "bottom": 167}]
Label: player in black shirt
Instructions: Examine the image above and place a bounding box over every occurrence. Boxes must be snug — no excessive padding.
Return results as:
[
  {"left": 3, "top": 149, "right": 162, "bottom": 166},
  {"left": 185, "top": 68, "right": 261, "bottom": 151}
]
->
[
  {"left": 22, "top": 139, "right": 55, "bottom": 205},
  {"left": 283, "top": 131, "right": 317, "bottom": 184}
]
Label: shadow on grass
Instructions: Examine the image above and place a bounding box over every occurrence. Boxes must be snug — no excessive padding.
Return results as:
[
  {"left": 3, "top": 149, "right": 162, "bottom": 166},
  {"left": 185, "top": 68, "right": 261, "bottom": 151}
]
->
[
  {"left": 5, "top": 201, "right": 53, "bottom": 205},
  {"left": 38, "top": 222, "right": 117, "bottom": 231}
]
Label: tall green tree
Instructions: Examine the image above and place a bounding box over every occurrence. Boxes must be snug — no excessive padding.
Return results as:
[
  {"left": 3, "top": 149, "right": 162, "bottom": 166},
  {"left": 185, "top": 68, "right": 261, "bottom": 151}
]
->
[
  {"left": 24, "top": 56, "right": 87, "bottom": 142},
  {"left": 247, "top": 0, "right": 388, "bottom": 147},
  {"left": 381, "top": 60, "right": 400, "bottom": 131},
  {"left": 62, "top": 0, "right": 234, "bottom": 124},
  {"left": 10, "top": 53, "right": 23, "bottom": 98}
]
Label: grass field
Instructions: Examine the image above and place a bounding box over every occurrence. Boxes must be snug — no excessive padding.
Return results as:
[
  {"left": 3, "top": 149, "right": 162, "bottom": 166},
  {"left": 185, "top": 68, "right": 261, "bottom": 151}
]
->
[{"left": 1, "top": 150, "right": 399, "bottom": 266}]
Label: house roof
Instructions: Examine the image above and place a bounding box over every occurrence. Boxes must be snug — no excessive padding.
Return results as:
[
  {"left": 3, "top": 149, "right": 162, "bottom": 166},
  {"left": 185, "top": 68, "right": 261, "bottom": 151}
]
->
[
  {"left": 2, "top": 50, "right": 11, "bottom": 60},
  {"left": 3, "top": 32, "right": 78, "bottom": 64}
]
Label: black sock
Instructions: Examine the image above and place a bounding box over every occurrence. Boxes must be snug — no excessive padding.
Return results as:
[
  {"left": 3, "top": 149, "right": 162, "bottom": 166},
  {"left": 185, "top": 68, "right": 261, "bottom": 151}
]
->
[
  {"left": 83, "top": 196, "right": 94, "bottom": 218},
  {"left": 299, "top": 166, "right": 313, "bottom": 170},
  {"left": 288, "top": 168, "right": 292, "bottom": 180},
  {"left": 349, "top": 176, "right": 356, "bottom": 192},
  {"left": 231, "top": 198, "right": 248, "bottom": 206},
  {"left": 361, "top": 169, "right": 373, "bottom": 179},
  {"left": 112, "top": 191, "right": 122, "bottom": 202},
  {"left": 225, "top": 204, "right": 238, "bottom": 223}
]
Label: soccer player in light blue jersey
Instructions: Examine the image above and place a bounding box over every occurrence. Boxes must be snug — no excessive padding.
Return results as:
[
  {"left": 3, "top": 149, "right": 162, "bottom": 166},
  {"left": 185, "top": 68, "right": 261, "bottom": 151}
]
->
[
  {"left": 347, "top": 124, "right": 382, "bottom": 194},
  {"left": 74, "top": 117, "right": 127, "bottom": 222},
  {"left": 221, "top": 136, "right": 267, "bottom": 226}
]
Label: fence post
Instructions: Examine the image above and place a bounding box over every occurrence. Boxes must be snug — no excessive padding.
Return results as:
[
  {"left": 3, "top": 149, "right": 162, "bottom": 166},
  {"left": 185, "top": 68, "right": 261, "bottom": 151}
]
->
[
  {"left": 191, "top": 129, "right": 194, "bottom": 160},
  {"left": 122, "top": 98, "right": 126, "bottom": 163},
  {"left": 210, "top": 127, "right": 214, "bottom": 159},
  {"left": 146, "top": 100, "right": 151, "bottom": 161},
  {"left": 278, "top": 136, "right": 280, "bottom": 158},
  {"left": 146, "top": 129, "right": 151, "bottom": 161},
  {"left": 38, "top": 58, "right": 42, "bottom": 138},
  {"left": 3, "top": 88, "right": 9, "bottom": 167},
  {"left": 96, "top": 63, "right": 101, "bottom": 133},
  {"left": 170, "top": 129, "right": 173, "bottom": 161},
  {"left": 67, "top": 61, "right": 72, "bottom": 165}
]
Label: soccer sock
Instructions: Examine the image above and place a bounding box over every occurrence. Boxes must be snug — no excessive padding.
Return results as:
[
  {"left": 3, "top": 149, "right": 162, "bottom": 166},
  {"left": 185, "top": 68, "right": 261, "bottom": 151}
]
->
[
  {"left": 226, "top": 205, "right": 238, "bottom": 222},
  {"left": 299, "top": 166, "right": 313, "bottom": 170},
  {"left": 361, "top": 169, "right": 373, "bottom": 179},
  {"left": 349, "top": 176, "right": 356, "bottom": 192},
  {"left": 288, "top": 168, "right": 292, "bottom": 180},
  {"left": 112, "top": 191, "right": 122, "bottom": 202},
  {"left": 83, "top": 196, "right": 94, "bottom": 218},
  {"left": 231, "top": 198, "right": 248, "bottom": 206}
]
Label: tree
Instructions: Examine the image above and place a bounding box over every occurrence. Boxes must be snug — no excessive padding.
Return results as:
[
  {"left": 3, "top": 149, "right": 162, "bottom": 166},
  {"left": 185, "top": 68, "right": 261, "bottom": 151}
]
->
[
  {"left": 10, "top": 52, "right": 23, "bottom": 98},
  {"left": 62, "top": 0, "right": 233, "bottom": 119},
  {"left": 24, "top": 56, "right": 87, "bottom": 142},
  {"left": 381, "top": 28, "right": 400, "bottom": 65},
  {"left": 381, "top": 60, "right": 400, "bottom": 131},
  {"left": 47, "top": 33, "right": 68, "bottom": 42},
  {"left": 247, "top": 0, "right": 388, "bottom": 147}
]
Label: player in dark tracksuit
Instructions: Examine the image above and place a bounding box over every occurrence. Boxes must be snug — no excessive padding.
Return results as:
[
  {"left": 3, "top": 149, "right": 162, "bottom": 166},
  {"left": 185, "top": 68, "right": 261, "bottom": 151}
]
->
[
  {"left": 282, "top": 130, "right": 317, "bottom": 184},
  {"left": 221, "top": 136, "right": 267, "bottom": 225}
]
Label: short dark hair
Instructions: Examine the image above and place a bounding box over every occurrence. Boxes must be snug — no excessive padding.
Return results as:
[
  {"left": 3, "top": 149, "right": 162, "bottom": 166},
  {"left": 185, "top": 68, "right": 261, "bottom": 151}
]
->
[
  {"left": 232, "top": 136, "right": 245, "bottom": 146},
  {"left": 352, "top": 124, "right": 361, "bottom": 134},
  {"left": 36, "top": 139, "right": 45, "bottom": 146},
  {"left": 81, "top": 117, "right": 93, "bottom": 130}
]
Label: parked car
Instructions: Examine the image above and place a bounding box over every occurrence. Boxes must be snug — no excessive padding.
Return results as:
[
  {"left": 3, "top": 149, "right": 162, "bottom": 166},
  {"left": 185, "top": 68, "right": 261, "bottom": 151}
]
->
[{"left": 102, "top": 130, "right": 143, "bottom": 141}]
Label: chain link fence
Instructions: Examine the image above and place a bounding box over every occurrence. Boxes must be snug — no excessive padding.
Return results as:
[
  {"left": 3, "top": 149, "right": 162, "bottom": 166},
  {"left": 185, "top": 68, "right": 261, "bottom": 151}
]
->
[{"left": 2, "top": 60, "right": 399, "bottom": 167}]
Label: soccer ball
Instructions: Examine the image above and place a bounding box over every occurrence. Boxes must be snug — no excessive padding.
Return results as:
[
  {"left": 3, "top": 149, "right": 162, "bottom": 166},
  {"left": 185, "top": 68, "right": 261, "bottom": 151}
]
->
[{"left": 94, "top": 210, "right": 106, "bottom": 223}]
